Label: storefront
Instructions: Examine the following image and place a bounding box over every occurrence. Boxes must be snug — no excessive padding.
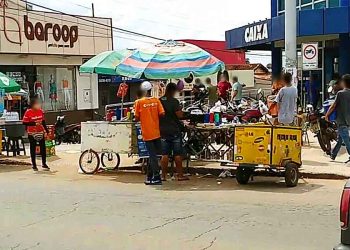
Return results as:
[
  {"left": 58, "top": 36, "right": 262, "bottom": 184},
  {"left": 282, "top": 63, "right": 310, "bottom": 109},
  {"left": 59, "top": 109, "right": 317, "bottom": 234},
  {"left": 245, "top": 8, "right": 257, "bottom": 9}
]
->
[
  {"left": 0, "top": 0, "right": 113, "bottom": 123},
  {"left": 225, "top": 0, "right": 350, "bottom": 103}
]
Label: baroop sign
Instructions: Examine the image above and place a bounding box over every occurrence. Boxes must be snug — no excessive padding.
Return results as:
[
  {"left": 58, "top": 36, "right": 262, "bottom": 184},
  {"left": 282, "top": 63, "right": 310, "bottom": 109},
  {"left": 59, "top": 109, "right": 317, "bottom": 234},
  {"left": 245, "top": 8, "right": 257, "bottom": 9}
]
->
[
  {"left": 244, "top": 23, "right": 269, "bottom": 43},
  {"left": 24, "top": 15, "right": 79, "bottom": 48}
]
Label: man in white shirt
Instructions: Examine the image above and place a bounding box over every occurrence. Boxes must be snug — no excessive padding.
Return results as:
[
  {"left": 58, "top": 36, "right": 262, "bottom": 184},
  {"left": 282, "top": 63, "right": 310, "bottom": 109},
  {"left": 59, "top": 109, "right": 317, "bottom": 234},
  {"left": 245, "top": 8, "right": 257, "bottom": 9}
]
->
[{"left": 275, "top": 73, "right": 298, "bottom": 125}]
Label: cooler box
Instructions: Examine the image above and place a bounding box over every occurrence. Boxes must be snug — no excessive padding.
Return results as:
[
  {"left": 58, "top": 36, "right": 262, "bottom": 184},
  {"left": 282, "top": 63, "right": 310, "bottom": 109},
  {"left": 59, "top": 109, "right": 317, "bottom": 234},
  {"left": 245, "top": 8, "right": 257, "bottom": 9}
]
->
[{"left": 323, "top": 100, "right": 337, "bottom": 122}]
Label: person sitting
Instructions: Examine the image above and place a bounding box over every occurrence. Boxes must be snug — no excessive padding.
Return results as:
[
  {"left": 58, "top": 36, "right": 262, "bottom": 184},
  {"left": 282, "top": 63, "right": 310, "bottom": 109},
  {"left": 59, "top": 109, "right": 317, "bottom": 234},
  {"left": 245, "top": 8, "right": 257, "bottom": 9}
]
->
[{"left": 275, "top": 73, "right": 298, "bottom": 126}]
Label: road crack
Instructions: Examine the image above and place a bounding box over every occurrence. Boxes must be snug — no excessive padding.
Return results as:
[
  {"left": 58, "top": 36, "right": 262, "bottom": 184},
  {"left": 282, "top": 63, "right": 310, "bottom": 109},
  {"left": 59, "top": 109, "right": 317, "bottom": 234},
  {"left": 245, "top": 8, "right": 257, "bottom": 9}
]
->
[
  {"left": 130, "top": 215, "right": 194, "bottom": 236},
  {"left": 201, "top": 237, "right": 217, "bottom": 250},
  {"left": 192, "top": 225, "right": 222, "bottom": 241}
]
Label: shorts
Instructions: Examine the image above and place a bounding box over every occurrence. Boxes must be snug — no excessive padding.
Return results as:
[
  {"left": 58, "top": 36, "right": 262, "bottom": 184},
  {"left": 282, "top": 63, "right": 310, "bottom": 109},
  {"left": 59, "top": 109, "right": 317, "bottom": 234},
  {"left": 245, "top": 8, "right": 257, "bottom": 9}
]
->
[
  {"left": 161, "top": 134, "right": 183, "bottom": 156},
  {"left": 50, "top": 93, "right": 57, "bottom": 100}
]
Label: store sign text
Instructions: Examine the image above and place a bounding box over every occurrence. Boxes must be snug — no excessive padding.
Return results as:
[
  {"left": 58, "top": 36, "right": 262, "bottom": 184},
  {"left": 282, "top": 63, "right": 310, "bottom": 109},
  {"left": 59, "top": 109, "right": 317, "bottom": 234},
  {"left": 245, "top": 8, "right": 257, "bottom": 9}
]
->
[
  {"left": 24, "top": 15, "right": 79, "bottom": 48},
  {"left": 244, "top": 23, "right": 268, "bottom": 43}
]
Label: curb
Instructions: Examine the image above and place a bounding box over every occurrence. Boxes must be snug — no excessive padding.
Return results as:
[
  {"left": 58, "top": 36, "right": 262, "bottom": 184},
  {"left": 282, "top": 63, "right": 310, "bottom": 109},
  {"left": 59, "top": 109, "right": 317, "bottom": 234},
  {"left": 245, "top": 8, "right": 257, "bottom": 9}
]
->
[{"left": 119, "top": 166, "right": 349, "bottom": 181}]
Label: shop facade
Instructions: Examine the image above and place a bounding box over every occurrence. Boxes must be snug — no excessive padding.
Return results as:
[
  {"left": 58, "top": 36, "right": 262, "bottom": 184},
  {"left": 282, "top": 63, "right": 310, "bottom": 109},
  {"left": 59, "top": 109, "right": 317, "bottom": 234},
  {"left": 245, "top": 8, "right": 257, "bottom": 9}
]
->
[
  {"left": 0, "top": 0, "right": 113, "bottom": 123},
  {"left": 225, "top": 0, "right": 350, "bottom": 103}
]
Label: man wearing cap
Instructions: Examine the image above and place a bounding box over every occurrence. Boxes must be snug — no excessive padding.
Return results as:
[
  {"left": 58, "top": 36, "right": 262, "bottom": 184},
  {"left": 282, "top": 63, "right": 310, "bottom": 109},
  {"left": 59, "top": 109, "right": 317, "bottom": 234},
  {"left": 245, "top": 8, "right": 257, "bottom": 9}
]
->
[{"left": 134, "top": 81, "right": 165, "bottom": 185}]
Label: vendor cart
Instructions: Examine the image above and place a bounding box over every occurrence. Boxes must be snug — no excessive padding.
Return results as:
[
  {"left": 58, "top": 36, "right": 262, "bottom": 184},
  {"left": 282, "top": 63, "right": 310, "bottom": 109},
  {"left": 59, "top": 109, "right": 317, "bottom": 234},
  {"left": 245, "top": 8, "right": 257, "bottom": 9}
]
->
[
  {"left": 79, "top": 121, "right": 133, "bottom": 174},
  {"left": 233, "top": 125, "right": 302, "bottom": 187}
]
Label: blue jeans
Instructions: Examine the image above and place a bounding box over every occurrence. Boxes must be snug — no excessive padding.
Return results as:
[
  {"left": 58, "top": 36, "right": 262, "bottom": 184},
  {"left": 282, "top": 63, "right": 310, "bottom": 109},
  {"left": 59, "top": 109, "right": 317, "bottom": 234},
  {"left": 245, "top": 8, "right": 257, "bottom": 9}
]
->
[
  {"left": 332, "top": 126, "right": 350, "bottom": 159},
  {"left": 161, "top": 134, "right": 183, "bottom": 156},
  {"left": 145, "top": 139, "right": 162, "bottom": 178}
]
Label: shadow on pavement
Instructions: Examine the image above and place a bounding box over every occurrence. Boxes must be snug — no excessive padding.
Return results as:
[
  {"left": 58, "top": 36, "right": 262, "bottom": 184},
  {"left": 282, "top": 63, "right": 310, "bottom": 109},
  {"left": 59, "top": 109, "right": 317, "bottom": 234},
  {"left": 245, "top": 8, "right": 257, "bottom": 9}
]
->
[
  {"left": 0, "top": 164, "right": 30, "bottom": 173},
  {"left": 302, "top": 160, "right": 330, "bottom": 167},
  {"left": 99, "top": 171, "right": 323, "bottom": 194}
]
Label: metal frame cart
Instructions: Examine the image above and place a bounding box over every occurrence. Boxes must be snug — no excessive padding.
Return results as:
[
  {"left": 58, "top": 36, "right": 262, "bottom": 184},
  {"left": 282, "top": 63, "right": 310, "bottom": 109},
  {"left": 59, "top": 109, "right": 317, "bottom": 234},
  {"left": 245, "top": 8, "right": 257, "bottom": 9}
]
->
[
  {"left": 233, "top": 125, "right": 302, "bottom": 187},
  {"left": 79, "top": 121, "right": 133, "bottom": 174}
]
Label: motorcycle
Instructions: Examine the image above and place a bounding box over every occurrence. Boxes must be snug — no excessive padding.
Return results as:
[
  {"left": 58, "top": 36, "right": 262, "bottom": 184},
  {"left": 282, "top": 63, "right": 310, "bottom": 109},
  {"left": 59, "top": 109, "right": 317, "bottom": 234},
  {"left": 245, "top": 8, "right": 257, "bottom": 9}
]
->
[
  {"left": 55, "top": 115, "right": 81, "bottom": 145},
  {"left": 306, "top": 104, "right": 337, "bottom": 155}
]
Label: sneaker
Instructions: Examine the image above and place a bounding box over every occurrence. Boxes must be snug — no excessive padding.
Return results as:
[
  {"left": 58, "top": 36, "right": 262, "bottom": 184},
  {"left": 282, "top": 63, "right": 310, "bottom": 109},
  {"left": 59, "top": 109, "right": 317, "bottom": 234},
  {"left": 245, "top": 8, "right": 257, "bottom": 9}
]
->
[
  {"left": 32, "top": 167, "right": 39, "bottom": 172},
  {"left": 42, "top": 165, "right": 50, "bottom": 171},
  {"left": 150, "top": 176, "right": 162, "bottom": 185},
  {"left": 144, "top": 176, "right": 152, "bottom": 185},
  {"left": 330, "top": 155, "right": 336, "bottom": 161}
]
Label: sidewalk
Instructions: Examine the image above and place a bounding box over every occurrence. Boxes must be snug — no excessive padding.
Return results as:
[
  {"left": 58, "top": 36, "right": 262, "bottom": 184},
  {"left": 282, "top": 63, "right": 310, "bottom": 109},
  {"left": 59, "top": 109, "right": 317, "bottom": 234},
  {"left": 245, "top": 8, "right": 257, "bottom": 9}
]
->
[{"left": 1, "top": 136, "right": 349, "bottom": 180}]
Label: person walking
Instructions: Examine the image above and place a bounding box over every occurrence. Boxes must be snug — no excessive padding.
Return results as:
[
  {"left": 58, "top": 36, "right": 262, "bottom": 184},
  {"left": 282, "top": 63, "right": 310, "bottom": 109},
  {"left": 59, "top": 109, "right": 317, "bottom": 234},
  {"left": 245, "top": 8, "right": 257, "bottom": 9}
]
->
[
  {"left": 159, "top": 82, "right": 189, "bottom": 182},
  {"left": 134, "top": 81, "right": 165, "bottom": 185},
  {"left": 23, "top": 97, "right": 50, "bottom": 171},
  {"left": 275, "top": 72, "right": 298, "bottom": 125},
  {"left": 231, "top": 76, "right": 243, "bottom": 105},
  {"left": 325, "top": 74, "right": 350, "bottom": 162}
]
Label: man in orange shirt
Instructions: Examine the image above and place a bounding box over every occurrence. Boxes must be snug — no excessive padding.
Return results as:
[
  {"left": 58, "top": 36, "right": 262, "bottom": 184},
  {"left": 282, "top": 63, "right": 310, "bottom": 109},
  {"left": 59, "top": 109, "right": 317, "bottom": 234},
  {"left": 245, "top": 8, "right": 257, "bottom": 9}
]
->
[{"left": 134, "top": 81, "right": 165, "bottom": 185}]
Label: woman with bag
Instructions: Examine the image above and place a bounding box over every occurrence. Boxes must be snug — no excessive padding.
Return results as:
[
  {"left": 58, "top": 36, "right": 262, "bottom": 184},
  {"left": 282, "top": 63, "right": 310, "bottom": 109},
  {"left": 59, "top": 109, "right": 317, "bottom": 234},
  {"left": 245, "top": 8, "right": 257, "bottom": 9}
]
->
[{"left": 23, "top": 97, "right": 50, "bottom": 171}]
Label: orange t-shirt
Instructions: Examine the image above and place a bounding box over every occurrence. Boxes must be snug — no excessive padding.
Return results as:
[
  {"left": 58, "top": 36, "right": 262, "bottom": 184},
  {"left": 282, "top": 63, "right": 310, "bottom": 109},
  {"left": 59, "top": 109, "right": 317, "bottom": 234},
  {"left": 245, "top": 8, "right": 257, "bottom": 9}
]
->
[{"left": 134, "top": 97, "right": 165, "bottom": 141}]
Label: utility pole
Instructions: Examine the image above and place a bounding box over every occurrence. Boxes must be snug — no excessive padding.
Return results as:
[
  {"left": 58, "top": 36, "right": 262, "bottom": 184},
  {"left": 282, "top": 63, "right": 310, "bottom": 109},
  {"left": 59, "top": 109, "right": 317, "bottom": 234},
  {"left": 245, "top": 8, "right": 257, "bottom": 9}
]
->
[
  {"left": 91, "top": 3, "right": 95, "bottom": 17},
  {"left": 285, "top": 0, "right": 297, "bottom": 86}
]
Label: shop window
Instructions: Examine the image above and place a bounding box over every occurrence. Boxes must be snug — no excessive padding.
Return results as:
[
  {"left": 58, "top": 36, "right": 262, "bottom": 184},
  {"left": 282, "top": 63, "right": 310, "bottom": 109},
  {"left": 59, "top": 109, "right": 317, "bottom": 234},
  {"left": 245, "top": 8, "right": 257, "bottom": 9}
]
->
[
  {"left": 328, "top": 0, "right": 339, "bottom": 7},
  {"left": 278, "top": 0, "right": 285, "bottom": 12},
  {"left": 314, "top": 1, "right": 327, "bottom": 8},
  {"left": 301, "top": 0, "right": 312, "bottom": 4},
  {"left": 36, "top": 67, "right": 76, "bottom": 112}
]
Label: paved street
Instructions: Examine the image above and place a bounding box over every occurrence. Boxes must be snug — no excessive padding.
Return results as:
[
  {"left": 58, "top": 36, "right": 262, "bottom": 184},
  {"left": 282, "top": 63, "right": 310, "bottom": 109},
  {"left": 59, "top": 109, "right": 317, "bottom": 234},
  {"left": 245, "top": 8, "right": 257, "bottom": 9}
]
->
[{"left": 0, "top": 144, "right": 345, "bottom": 250}]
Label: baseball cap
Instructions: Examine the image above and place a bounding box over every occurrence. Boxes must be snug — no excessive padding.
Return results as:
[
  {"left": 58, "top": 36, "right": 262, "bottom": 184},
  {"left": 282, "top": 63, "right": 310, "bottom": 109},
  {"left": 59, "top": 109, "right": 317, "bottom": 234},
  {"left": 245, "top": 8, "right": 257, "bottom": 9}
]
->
[{"left": 141, "top": 81, "right": 152, "bottom": 91}]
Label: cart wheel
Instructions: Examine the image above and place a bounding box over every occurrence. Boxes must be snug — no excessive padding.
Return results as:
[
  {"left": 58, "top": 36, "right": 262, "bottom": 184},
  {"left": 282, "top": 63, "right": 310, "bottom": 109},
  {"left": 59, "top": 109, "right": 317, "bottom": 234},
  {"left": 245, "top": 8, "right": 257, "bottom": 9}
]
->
[
  {"left": 236, "top": 167, "right": 253, "bottom": 185},
  {"left": 285, "top": 162, "right": 299, "bottom": 187},
  {"left": 101, "top": 153, "right": 121, "bottom": 171},
  {"left": 79, "top": 150, "right": 100, "bottom": 174}
]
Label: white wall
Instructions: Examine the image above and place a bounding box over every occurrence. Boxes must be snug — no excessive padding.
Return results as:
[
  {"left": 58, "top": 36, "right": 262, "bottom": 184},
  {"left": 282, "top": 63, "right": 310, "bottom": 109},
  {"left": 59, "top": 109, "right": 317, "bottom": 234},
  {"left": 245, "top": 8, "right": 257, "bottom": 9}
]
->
[
  {"left": 228, "top": 70, "right": 255, "bottom": 88},
  {"left": 76, "top": 70, "right": 98, "bottom": 110}
]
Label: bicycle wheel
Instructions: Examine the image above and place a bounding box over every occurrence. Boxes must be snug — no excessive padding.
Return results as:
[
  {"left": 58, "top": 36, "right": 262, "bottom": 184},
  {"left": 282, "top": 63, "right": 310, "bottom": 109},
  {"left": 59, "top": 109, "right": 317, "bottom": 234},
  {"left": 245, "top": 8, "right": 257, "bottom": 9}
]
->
[
  {"left": 79, "top": 150, "right": 100, "bottom": 174},
  {"left": 101, "top": 152, "right": 121, "bottom": 171}
]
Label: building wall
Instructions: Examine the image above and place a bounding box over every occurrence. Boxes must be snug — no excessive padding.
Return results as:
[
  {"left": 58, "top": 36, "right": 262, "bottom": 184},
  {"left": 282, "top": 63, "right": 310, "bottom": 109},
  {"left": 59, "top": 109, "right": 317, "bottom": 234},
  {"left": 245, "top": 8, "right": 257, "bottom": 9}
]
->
[
  {"left": 0, "top": 0, "right": 113, "bottom": 56},
  {"left": 181, "top": 40, "right": 246, "bottom": 65}
]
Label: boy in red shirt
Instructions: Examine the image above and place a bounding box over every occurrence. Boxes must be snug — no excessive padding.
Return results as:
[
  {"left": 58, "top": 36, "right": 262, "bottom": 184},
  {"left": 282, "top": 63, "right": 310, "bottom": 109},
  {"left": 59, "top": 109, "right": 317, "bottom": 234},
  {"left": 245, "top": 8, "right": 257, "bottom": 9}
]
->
[{"left": 23, "top": 97, "right": 49, "bottom": 171}]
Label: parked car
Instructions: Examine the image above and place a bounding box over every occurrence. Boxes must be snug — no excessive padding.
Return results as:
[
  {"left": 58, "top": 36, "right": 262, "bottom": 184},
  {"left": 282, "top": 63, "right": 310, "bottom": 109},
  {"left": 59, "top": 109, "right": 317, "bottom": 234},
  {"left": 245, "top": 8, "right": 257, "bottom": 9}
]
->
[{"left": 334, "top": 180, "right": 350, "bottom": 250}]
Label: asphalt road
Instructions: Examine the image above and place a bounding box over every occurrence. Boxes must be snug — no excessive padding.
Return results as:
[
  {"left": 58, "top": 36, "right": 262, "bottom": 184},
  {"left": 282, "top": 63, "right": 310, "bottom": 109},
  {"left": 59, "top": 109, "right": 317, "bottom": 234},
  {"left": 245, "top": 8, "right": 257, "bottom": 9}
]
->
[{"left": 0, "top": 163, "right": 344, "bottom": 250}]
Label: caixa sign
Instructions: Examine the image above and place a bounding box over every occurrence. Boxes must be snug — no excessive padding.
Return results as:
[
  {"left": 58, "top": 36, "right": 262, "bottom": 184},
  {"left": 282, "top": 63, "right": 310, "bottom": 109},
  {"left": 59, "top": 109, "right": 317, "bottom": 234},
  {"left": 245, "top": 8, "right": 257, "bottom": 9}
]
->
[
  {"left": 24, "top": 15, "right": 78, "bottom": 48},
  {"left": 244, "top": 22, "right": 269, "bottom": 43}
]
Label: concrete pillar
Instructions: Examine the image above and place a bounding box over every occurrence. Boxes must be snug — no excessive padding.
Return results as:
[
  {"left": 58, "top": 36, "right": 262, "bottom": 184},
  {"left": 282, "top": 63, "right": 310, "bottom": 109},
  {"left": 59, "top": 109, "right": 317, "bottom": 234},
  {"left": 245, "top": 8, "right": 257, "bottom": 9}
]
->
[
  {"left": 272, "top": 44, "right": 282, "bottom": 78},
  {"left": 339, "top": 34, "right": 350, "bottom": 75},
  {"left": 285, "top": 0, "right": 297, "bottom": 82}
]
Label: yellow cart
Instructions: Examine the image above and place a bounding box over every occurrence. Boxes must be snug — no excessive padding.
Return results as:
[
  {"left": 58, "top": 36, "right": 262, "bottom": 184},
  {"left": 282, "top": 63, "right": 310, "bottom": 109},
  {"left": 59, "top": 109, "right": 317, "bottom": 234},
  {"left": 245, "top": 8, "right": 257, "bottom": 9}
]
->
[{"left": 234, "top": 125, "right": 302, "bottom": 187}]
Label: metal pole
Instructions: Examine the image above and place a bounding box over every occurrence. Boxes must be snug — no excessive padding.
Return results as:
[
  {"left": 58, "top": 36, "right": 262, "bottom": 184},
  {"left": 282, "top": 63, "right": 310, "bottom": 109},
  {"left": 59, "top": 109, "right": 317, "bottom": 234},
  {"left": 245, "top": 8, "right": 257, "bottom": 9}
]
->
[
  {"left": 91, "top": 3, "right": 95, "bottom": 17},
  {"left": 285, "top": 0, "right": 297, "bottom": 86}
]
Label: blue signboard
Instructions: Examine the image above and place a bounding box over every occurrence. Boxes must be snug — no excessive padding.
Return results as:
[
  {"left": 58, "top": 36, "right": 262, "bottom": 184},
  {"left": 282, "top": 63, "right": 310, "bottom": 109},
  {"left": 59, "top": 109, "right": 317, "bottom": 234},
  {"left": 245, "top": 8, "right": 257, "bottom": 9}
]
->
[
  {"left": 135, "top": 124, "right": 149, "bottom": 158},
  {"left": 98, "top": 75, "right": 143, "bottom": 84}
]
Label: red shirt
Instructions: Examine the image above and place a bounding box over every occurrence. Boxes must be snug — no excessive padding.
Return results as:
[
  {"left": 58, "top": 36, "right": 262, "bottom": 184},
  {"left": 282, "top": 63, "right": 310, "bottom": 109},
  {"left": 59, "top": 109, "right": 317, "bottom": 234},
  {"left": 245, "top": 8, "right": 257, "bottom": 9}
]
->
[
  {"left": 23, "top": 108, "right": 45, "bottom": 134},
  {"left": 217, "top": 81, "right": 232, "bottom": 100}
]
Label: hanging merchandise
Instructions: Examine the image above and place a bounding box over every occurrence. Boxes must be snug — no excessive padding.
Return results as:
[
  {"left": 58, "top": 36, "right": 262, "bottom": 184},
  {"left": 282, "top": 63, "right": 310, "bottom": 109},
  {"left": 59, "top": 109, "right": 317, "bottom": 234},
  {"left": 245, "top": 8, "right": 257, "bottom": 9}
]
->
[
  {"left": 49, "top": 74, "right": 57, "bottom": 111},
  {"left": 62, "top": 78, "right": 71, "bottom": 110},
  {"left": 34, "top": 81, "right": 44, "bottom": 102},
  {"left": 117, "top": 82, "right": 128, "bottom": 98}
]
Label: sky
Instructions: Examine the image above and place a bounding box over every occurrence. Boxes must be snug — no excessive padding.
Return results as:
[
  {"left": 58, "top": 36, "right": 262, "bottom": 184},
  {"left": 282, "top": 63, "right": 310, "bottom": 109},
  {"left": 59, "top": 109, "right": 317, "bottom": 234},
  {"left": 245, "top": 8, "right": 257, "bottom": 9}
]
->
[{"left": 29, "top": 0, "right": 272, "bottom": 64}]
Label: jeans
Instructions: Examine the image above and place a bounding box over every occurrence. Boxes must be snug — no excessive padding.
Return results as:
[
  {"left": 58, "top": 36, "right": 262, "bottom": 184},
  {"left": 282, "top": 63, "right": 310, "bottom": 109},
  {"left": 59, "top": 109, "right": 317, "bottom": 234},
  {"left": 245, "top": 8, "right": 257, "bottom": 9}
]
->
[
  {"left": 161, "top": 134, "right": 183, "bottom": 156},
  {"left": 332, "top": 126, "right": 350, "bottom": 158},
  {"left": 28, "top": 135, "right": 46, "bottom": 168},
  {"left": 145, "top": 139, "right": 162, "bottom": 178}
]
